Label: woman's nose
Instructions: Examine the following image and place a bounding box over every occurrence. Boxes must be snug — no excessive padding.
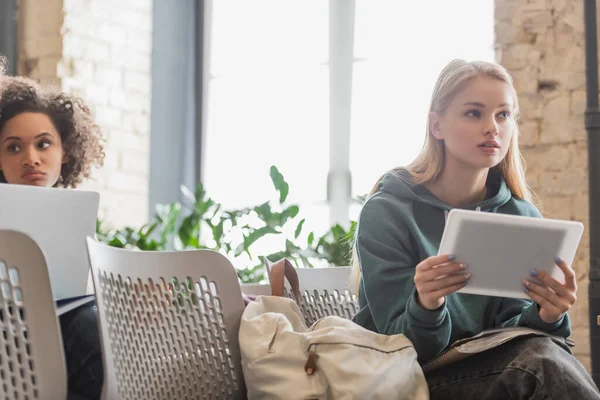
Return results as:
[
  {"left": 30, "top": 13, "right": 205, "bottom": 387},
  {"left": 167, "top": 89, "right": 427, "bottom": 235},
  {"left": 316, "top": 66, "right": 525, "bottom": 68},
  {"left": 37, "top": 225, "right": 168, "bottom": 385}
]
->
[
  {"left": 22, "top": 149, "right": 41, "bottom": 167},
  {"left": 485, "top": 117, "right": 499, "bottom": 136}
]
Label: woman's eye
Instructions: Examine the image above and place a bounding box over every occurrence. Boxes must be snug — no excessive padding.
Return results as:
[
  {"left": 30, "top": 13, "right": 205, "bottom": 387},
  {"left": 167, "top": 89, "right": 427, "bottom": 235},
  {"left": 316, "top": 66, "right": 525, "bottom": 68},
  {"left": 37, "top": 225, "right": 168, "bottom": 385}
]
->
[
  {"left": 38, "top": 140, "right": 51, "bottom": 149},
  {"left": 6, "top": 144, "right": 20, "bottom": 153},
  {"left": 498, "top": 111, "right": 511, "bottom": 119},
  {"left": 466, "top": 110, "right": 481, "bottom": 118}
]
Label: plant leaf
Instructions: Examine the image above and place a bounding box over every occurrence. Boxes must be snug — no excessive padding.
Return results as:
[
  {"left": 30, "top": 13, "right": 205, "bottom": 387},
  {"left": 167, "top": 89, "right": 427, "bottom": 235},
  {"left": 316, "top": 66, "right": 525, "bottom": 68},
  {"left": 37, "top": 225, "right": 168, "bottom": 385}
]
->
[
  {"left": 269, "top": 165, "right": 289, "bottom": 203},
  {"left": 180, "top": 184, "right": 196, "bottom": 205},
  {"left": 211, "top": 219, "right": 225, "bottom": 245},
  {"left": 279, "top": 205, "right": 299, "bottom": 225},
  {"left": 178, "top": 213, "right": 200, "bottom": 248},
  {"left": 294, "top": 218, "right": 305, "bottom": 239},
  {"left": 236, "top": 263, "right": 266, "bottom": 283},
  {"left": 234, "top": 226, "right": 279, "bottom": 257},
  {"left": 254, "top": 201, "right": 272, "bottom": 221}
]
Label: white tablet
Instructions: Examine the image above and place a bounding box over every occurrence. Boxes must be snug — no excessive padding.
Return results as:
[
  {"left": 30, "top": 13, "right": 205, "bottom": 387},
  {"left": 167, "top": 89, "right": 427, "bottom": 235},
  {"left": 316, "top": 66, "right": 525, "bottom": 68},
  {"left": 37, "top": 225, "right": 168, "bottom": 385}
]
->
[{"left": 438, "top": 209, "right": 584, "bottom": 299}]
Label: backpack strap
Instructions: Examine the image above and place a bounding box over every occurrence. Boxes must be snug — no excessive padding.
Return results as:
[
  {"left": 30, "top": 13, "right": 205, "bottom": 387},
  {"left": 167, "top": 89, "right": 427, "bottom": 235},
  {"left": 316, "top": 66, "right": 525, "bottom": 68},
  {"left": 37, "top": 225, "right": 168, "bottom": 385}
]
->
[{"left": 267, "top": 258, "right": 301, "bottom": 303}]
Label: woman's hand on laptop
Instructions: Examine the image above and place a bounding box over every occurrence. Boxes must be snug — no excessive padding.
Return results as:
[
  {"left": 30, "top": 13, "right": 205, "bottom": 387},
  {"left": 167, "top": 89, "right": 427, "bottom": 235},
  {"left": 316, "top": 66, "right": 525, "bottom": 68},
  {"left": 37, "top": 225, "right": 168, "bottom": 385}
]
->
[
  {"left": 414, "top": 254, "right": 471, "bottom": 310},
  {"left": 522, "top": 257, "right": 577, "bottom": 324}
]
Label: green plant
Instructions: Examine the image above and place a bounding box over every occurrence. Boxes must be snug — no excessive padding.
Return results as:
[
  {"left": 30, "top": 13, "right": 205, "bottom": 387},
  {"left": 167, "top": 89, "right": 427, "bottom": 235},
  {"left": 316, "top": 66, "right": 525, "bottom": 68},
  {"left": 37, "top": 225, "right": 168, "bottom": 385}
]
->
[{"left": 96, "top": 166, "right": 358, "bottom": 283}]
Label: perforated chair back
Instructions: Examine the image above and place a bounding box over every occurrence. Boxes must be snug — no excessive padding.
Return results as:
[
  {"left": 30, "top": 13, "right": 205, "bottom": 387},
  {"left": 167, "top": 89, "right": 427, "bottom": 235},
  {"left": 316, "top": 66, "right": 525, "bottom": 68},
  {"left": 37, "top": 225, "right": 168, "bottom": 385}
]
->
[
  {"left": 285, "top": 266, "right": 358, "bottom": 326},
  {"left": 86, "top": 238, "right": 246, "bottom": 400},
  {"left": 0, "top": 230, "right": 66, "bottom": 400}
]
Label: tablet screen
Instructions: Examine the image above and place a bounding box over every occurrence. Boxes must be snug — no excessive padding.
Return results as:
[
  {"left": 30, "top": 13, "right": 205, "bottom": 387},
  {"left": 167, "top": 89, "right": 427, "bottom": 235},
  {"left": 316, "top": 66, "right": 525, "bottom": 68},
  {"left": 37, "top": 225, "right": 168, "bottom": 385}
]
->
[{"left": 452, "top": 219, "right": 566, "bottom": 296}]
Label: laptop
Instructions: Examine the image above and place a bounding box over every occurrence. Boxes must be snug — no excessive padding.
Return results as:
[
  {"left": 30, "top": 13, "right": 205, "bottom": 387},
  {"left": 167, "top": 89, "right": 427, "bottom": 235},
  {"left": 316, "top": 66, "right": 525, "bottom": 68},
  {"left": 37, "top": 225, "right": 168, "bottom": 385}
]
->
[{"left": 0, "top": 184, "right": 100, "bottom": 304}]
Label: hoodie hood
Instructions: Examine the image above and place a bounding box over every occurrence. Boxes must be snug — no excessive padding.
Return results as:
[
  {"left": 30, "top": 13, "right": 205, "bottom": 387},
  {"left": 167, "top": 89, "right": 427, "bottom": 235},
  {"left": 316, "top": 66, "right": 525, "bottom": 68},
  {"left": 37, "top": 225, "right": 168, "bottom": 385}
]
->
[{"left": 378, "top": 168, "right": 513, "bottom": 212}]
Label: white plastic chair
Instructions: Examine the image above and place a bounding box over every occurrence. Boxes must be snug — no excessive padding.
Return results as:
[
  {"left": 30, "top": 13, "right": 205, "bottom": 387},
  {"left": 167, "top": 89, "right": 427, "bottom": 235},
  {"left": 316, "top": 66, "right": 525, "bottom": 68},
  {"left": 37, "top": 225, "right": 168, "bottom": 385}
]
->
[
  {"left": 239, "top": 283, "right": 271, "bottom": 297},
  {"left": 86, "top": 238, "right": 246, "bottom": 400},
  {"left": 281, "top": 265, "right": 359, "bottom": 326},
  {"left": 0, "top": 230, "right": 67, "bottom": 400}
]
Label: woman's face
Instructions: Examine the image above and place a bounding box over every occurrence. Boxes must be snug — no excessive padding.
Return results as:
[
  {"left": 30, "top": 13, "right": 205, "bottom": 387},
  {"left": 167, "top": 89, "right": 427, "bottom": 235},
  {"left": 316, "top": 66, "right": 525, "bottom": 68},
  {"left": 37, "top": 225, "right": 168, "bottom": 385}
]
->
[
  {"left": 0, "top": 112, "right": 66, "bottom": 187},
  {"left": 430, "top": 77, "right": 516, "bottom": 171}
]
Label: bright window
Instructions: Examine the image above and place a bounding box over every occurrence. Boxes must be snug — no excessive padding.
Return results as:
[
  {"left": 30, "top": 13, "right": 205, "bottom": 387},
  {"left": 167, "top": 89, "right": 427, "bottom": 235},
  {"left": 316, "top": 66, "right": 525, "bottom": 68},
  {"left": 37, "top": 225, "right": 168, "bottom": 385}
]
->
[
  {"left": 204, "top": 0, "right": 330, "bottom": 239},
  {"left": 349, "top": 0, "right": 495, "bottom": 220},
  {"left": 203, "top": 0, "right": 495, "bottom": 257}
]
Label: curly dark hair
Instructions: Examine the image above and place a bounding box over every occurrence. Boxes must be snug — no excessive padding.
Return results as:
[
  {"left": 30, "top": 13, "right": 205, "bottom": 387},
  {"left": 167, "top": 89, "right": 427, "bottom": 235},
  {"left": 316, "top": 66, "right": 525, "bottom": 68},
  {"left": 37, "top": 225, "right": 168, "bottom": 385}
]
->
[{"left": 0, "top": 76, "right": 105, "bottom": 188}]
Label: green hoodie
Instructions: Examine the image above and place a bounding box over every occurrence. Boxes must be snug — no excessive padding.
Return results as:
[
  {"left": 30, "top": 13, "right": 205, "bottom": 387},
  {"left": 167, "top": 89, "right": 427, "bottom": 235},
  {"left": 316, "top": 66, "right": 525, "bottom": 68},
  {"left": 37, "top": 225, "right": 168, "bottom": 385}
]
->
[{"left": 352, "top": 169, "right": 571, "bottom": 363}]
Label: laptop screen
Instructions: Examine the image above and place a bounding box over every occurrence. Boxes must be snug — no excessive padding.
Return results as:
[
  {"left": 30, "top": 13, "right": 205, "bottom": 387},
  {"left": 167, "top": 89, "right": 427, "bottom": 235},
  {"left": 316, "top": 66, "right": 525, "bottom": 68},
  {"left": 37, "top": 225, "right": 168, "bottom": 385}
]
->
[{"left": 0, "top": 184, "right": 100, "bottom": 300}]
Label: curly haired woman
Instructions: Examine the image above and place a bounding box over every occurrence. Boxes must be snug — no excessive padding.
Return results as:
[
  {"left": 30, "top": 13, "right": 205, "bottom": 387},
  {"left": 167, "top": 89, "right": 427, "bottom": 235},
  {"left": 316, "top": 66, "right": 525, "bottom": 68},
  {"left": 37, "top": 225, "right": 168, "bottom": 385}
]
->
[
  {"left": 0, "top": 76, "right": 104, "bottom": 187},
  {"left": 0, "top": 72, "right": 105, "bottom": 400}
]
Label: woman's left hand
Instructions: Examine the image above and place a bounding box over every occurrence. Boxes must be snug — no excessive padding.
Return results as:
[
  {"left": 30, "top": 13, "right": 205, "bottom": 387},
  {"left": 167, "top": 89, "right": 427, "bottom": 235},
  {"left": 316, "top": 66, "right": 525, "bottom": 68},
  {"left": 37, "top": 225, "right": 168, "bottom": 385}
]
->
[{"left": 523, "top": 257, "right": 577, "bottom": 324}]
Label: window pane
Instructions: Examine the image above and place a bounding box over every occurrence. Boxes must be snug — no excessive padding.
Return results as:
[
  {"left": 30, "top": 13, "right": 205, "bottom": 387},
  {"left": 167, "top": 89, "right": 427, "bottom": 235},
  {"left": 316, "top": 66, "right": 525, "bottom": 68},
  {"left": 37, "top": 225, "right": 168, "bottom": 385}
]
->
[
  {"left": 204, "top": 66, "right": 329, "bottom": 209},
  {"left": 354, "top": 0, "right": 495, "bottom": 61},
  {"left": 350, "top": 0, "right": 495, "bottom": 221},
  {"left": 350, "top": 59, "right": 434, "bottom": 199},
  {"left": 204, "top": 0, "right": 332, "bottom": 264},
  {"left": 210, "top": 0, "right": 328, "bottom": 76}
]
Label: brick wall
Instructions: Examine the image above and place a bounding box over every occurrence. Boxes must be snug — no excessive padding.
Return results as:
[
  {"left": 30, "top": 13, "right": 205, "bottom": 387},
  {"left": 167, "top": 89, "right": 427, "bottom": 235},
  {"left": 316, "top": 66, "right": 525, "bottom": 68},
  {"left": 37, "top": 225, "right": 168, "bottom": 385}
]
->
[
  {"left": 17, "top": 0, "right": 152, "bottom": 229},
  {"left": 495, "top": 0, "right": 591, "bottom": 370}
]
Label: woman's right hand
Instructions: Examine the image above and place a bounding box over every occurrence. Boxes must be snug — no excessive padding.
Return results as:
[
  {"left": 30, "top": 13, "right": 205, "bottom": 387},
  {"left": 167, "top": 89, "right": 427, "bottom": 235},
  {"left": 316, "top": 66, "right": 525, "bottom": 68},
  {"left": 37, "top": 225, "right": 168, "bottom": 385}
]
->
[{"left": 414, "top": 254, "right": 470, "bottom": 310}]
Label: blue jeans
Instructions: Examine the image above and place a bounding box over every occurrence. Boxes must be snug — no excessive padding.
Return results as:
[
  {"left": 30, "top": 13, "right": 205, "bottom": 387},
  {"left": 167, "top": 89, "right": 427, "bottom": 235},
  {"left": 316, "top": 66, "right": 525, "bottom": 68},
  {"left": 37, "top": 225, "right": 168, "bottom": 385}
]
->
[
  {"left": 425, "top": 336, "right": 599, "bottom": 399},
  {"left": 59, "top": 302, "right": 103, "bottom": 400}
]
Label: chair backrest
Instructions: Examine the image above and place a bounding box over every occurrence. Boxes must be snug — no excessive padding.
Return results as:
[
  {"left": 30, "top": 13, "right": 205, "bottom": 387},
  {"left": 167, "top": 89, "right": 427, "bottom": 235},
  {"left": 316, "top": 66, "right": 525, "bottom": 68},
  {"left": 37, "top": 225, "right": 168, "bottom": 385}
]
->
[
  {"left": 0, "top": 230, "right": 67, "bottom": 400},
  {"left": 239, "top": 283, "right": 271, "bottom": 296},
  {"left": 86, "top": 238, "right": 246, "bottom": 400},
  {"left": 284, "top": 266, "right": 358, "bottom": 326}
]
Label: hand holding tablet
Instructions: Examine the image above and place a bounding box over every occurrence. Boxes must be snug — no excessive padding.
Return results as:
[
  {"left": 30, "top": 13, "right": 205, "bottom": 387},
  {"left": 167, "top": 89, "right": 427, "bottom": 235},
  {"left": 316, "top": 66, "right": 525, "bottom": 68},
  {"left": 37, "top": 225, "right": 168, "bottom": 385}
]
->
[
  {"left": 437, "top": 209, "right": 584, "bottom": 302},
  {"left": 413, "top": 254, "right": 470, "bottom": 310},
  {"left": 522, "top": 256, "right": 578, "bottom": 323}
]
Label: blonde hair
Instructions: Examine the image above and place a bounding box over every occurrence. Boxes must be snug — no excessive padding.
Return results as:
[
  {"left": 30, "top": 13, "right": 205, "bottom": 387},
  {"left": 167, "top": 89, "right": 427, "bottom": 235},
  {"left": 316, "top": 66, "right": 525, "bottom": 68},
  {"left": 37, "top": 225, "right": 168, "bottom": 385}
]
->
[{"left": 350, "top": 59, "right": 536, "bottom": 293}]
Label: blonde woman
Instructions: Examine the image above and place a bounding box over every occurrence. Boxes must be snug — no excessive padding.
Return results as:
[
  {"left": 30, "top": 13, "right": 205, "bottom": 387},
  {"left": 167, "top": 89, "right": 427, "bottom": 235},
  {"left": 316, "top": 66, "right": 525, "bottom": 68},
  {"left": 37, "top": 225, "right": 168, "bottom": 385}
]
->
[{"left": 351, "top": 59, "right": 599, "bottom": 399}]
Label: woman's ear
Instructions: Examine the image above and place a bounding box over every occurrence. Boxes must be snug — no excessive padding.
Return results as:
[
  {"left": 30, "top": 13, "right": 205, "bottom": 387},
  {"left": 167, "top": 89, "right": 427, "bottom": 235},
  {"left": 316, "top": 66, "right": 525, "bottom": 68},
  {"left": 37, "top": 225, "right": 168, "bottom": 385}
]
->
[
  {"left": 61, "top": 148, "right": 67, "bottom": 164},
  {"left": 429, "top": 112, "right": 444, "bottom": 140}
]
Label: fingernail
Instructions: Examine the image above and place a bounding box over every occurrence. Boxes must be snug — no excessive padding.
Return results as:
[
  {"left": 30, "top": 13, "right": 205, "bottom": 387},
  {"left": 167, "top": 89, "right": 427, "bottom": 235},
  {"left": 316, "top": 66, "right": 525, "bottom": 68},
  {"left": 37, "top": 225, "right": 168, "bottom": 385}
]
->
[
  {"left": 465, "top": 273, "right": 471, "bottom": 279},
  {"left": 462, "top": 282, "right": 468, "bottom": 287},
  {"left": 522, "top": 280, "right": 530, "bottom": 286},
  {"left": 556, "top": 256, "right": 563, "bottom": 264},
  {"left": 448, "top": 255, "right": 456, "bottom": 261},
  {"left": 523, "top": 287, "right": 529, "bottom": 293},
  {"left": 530, "top": 269, "right": 538, "bottom": 276},
  {"left": 459, "top": 264, "right": 466, "bottom": 269}
]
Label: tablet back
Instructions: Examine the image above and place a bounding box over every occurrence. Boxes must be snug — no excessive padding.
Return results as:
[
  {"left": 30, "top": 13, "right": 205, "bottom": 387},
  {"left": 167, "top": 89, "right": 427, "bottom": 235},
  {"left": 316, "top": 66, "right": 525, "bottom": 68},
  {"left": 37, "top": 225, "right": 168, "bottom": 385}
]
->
[{"left": 439, "top": 209, "right": 583, "bottom": 299}]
